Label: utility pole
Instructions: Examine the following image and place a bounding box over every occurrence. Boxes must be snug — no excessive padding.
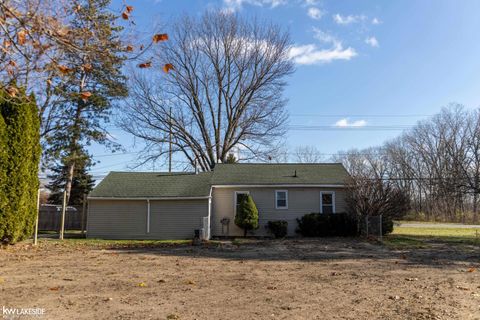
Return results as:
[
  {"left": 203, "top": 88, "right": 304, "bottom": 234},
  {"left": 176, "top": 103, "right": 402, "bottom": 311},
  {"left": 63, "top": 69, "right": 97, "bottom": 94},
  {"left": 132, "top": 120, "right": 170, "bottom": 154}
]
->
[{"left": 168, "top": 106, "right": 172, "bottom": 173}]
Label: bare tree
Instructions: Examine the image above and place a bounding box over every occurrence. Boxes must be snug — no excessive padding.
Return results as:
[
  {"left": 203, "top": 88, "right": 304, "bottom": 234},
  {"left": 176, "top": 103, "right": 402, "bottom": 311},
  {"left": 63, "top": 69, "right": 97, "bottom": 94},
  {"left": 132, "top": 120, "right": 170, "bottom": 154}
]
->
[
  {"left": 120, "top": 11, "right": 294, "bottom": 171},
  {"left": 293, "top": 145, "right": 324, "bottom": 163}
]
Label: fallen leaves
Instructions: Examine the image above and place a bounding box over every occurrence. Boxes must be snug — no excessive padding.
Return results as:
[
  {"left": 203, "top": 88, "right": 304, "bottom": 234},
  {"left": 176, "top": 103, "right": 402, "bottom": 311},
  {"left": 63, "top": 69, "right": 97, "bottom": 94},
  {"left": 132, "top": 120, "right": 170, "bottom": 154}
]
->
[
  {"left": 49, "top": 286, "right": 60, "bottom": 291},
  {"left": 467, "top": 267, "right": 476, "bottom": 273},
  {"left": 137, "top": 282, "right": 147, "bottom": 287},
  {"left": 153, "top": 34, "right": 168, "bottom": 43},
  {"left": 405, "top": 277, "right": 419, "bottom": 281},
  {"left": 456, "top": 286, "right": 470, "bottom": 291},
  {"left": 185, "top": 280, "right": 196, "bottom": 285}
]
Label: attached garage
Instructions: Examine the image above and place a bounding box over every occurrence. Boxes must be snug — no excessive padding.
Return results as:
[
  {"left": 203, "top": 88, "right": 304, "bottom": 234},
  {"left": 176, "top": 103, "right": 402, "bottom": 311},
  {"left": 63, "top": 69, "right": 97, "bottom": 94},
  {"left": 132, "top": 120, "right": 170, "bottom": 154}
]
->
[{"left": 87, "top": 172, "right": 212, "bottom": 240}]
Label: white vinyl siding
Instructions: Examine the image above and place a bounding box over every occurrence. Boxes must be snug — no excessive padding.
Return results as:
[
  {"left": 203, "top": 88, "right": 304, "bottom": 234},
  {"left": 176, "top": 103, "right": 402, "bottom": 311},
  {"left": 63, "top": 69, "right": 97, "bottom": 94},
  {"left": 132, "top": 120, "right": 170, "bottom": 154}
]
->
[{"left": 211, "top": 187, "right": 346, "bottom": 237}]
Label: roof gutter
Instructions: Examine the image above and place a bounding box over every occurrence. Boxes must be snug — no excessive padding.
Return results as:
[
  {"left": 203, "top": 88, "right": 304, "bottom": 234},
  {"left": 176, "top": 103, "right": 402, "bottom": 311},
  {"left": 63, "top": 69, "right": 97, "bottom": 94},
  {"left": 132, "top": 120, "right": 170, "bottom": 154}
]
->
[
  {"left": 211, "top": 184, "right": 346, "bottom": 188},
  {"left": 88, "top": 196, "right": 212, "bottom": 201}
]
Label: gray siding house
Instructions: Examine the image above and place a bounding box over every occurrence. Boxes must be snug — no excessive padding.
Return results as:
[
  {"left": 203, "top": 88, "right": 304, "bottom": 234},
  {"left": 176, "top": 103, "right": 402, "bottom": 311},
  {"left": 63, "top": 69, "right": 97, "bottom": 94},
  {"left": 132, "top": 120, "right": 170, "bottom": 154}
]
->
[{"left": 87, "top": 163, "right": 350, "bottom": 239}]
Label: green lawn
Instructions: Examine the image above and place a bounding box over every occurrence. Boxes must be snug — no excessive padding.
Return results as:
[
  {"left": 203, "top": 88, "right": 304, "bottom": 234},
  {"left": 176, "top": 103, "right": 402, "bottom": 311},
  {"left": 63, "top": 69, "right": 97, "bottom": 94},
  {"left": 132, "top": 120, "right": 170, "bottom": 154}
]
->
[{"left": 385, "top": 225, "right": 480, "bottom": 249}]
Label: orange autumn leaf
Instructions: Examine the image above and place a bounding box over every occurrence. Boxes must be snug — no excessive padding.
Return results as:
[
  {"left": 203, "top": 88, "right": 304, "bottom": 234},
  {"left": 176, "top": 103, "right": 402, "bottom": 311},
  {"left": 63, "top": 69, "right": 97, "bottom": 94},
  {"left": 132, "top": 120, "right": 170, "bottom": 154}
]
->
[
  {"left": 163, "top": 63, "right": 174, "bottom": 73},
  {"left": 82, "top": 63, "right": 93, "bottom": 72},
  {"left": 138, "top": 61, "right": 151, "bottom": 68},
  {"left": 17, "top": 30, "right": 27, "bottom": 45},
  {"left": 57, "top": 65, "right": 73, "bottom": 74},
  {"left": 80, "top": 91, "right": 92, "bottom": 100},
  {"left": 467, "top": 267, "right": 476, "bottom": 273},
  {"left": 126, "top": 5, "right": 134, "bottom": 13},
  {"left": 5, "top": 86, "right": 18, "bottom": 97},
  {"left": 3, "top": 40, "right": 11, "bottom": 48},
  {"left": 8, "top": 60, "right": 16, "bottom": 67},
  {"left": 153, "top": 34, "right": 168, "bottom": 43},
  {"left": 121, "top": 11, "right": 129, "bottom": 20},
  {"left": 126, "top": 45, "right": 134, "bottom": 52}
]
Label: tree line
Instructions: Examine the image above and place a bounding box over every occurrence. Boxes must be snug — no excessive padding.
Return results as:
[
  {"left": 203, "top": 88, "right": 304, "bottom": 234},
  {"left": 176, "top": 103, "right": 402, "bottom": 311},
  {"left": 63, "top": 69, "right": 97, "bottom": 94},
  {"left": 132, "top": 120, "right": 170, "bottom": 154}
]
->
[{"left": 334, "top": 105, "right": 480, "bottom": 224}]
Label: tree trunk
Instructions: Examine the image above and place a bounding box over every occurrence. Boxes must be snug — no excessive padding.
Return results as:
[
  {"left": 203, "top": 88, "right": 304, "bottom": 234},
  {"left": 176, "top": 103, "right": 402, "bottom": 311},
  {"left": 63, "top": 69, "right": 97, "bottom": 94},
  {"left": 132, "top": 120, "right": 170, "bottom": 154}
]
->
[{"left": 64, "top": 160, "right": 75, "bottom": 205}]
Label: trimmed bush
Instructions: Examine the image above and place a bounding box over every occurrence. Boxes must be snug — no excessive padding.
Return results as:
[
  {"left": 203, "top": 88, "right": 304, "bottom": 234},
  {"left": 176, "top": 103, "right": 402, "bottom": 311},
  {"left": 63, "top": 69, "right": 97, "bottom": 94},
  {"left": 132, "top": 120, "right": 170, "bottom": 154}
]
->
[
  {"left": 296, "top": 213, "right": 358, "bottom": 237},
  {"left": 234, "top": 195, "right": 259, "bottom": 237},
  {"left": 267, "top": 220, "right": 288, "bottom": 238},
  {"left": 0, "top": 87, "right": 41, "bottom": 244}
]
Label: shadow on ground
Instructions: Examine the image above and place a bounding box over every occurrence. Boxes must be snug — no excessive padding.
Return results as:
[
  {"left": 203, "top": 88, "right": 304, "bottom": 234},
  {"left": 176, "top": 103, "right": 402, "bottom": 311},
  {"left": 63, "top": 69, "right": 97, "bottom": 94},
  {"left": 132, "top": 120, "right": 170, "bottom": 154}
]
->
[{"left": 100, "top": 238, "right": 480, "bottom": 267}]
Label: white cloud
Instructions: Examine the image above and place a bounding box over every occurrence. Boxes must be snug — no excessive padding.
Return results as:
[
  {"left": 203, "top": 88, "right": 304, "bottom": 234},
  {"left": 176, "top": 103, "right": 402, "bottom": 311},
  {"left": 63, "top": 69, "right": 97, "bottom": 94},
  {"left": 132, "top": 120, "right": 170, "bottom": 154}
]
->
[
  {"left": 289, "top": 28, "right": 357, "bottom": 65},
  {"left": 304, "top": 0, "right": 319, "bottom": 5},
  {"left": 289, "top": 44, "right": 357, "bottom": 65},
  {"left": 371, "top": 17, "right": 381, "bottom": 25},
  {"left": 307, "top": 7, "right": 323, "bottom": 20},
  {"left": 365, "top": 36, "right": 379, "bottom": 47},
  {"left": 334, "top": 118, "right": 367, "bottom": 127},
  {"left": 223, "top": 0, "right": 286, "bottom": 11},
  {"left": 333, "top": 13, "right": 366, "bottom": 25}
]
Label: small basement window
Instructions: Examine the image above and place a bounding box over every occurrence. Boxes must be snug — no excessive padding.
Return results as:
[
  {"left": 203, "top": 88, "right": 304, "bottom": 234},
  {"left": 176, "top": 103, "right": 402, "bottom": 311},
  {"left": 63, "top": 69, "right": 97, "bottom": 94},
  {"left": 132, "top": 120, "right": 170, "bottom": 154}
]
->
[
  {"left": 275, "top": 190, "right": 288, "bottom": 209},
  {"left": 320, "top": 191, "right": 335, "bottom": 214}
]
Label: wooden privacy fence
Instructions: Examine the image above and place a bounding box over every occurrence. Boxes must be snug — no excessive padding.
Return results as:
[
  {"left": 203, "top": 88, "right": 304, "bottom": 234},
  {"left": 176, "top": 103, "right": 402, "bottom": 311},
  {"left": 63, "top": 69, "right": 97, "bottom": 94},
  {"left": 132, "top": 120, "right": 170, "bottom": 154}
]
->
[{"left": 38, "top": 204, "right": 87, "bottom": 232}]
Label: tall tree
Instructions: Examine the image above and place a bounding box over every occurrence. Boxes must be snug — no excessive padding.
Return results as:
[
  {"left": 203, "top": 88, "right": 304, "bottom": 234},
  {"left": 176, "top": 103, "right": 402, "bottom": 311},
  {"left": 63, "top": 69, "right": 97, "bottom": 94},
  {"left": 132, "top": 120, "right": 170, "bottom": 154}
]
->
[
  {"left": 0, "top": 85, "right": 41, "bottom": 244},
  {"left": 44, "top": 0, "right": 128, "bottom": 203},
  {"left": 120, "top": 11, "right": 294, "bottom": 171},
  {"left": 47, "top": 145, "right": 95, "bottom": 205}
]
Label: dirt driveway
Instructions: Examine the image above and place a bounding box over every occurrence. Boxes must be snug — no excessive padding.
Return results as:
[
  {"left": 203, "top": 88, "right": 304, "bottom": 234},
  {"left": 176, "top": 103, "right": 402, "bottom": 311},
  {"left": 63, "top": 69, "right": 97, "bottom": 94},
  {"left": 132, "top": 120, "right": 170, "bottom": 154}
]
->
[{"left": 0, "top": 239, "right": 479, "bottom": 320}]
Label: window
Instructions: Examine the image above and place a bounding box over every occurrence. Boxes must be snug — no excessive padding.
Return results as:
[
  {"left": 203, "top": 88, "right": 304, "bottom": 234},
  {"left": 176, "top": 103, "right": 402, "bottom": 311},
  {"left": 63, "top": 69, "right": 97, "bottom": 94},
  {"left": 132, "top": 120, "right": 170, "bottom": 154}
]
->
[
  {"left": 275, "top": 190, "right": 288, "bottom": 209},
  {"left": 234, "top": 191, "right": 249, "bottom": 217},
  {"left": 320, "top": 191, "right": 335, "bottom": 214}
]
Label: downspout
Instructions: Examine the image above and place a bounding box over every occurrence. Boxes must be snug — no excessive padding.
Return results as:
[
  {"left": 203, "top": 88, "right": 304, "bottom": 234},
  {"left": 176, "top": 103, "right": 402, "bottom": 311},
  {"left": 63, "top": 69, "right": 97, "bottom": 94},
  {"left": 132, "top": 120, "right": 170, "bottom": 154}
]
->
[
  {"left": 207, "top": 187, "right": 213, "bottom": 240},
  {"left": 146, "top": 199, "right": 150, "bottom": 234}
]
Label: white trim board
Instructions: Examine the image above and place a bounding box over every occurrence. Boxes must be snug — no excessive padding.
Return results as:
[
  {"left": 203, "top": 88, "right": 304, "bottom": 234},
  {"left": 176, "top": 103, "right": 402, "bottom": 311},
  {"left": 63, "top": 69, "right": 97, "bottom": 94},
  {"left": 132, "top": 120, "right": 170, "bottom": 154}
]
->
[{"left": 212, "top": 184, "right": 345, "bottom": 188}]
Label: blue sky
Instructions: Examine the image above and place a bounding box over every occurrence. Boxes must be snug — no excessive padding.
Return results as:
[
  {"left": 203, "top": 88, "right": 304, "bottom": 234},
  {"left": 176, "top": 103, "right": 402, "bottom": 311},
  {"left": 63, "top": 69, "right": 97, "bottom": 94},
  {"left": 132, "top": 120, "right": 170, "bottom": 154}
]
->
[{"left": 89, "top": 0, "right": 480, "bottom": 177}]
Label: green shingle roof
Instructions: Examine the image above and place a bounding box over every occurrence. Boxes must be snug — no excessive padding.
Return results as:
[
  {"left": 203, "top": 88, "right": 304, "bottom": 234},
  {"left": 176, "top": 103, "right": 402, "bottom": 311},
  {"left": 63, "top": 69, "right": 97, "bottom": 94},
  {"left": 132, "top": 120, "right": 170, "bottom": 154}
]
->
[
  {"left": 211, "top": 163, "right": 349, "bottom": 185},
  {"left": 90, "top": 163, "right": 349, "bottom": 198},
  {"left": 89, "top": 172, "right": 213, "bottom": 198}
]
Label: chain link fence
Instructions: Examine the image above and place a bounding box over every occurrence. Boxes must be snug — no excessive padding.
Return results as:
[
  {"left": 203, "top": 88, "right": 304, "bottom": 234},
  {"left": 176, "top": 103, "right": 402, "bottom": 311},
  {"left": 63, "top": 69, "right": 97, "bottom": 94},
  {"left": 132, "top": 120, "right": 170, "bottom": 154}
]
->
[{"left": 359, "top": 214, "right": 383, "bottom": 241}]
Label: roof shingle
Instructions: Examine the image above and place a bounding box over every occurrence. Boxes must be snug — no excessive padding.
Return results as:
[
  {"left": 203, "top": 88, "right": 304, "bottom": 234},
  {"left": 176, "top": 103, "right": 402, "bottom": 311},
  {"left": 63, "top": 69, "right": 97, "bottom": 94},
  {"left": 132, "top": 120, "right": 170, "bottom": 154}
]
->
[{"left": 89, "top": 163, "right": 349, "bottom": 198}]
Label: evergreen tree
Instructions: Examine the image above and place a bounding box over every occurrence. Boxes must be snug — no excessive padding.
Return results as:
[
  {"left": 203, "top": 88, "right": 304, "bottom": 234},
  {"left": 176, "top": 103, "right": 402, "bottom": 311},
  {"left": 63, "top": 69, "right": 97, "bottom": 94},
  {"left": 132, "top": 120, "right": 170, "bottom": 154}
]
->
[
  {"left": 44, "top": 0, "right": 127, "bottom": 204},
  {"left": 47, "top": 146, "right": 95, "bottom": 205},
  {"left": 0, "top": 86, "right": 41, "bottom": 244},
  {"left": 234, "top": 195, "right": 259, "bottom": 237}
]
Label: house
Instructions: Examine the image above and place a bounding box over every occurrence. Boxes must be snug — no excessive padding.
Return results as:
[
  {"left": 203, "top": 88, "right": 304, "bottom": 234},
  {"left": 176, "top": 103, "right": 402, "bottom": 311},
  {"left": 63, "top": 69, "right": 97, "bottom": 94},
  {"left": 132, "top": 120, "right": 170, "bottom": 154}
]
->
[{"left": 87, "top": 163, "right": 350, "bottom": 239}]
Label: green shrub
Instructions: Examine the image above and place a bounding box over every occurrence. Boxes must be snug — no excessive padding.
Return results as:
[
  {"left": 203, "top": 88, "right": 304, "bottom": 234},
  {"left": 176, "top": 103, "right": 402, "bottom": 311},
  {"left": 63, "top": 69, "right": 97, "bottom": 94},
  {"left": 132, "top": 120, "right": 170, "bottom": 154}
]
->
[
  {"left": 267, "top": 220, "right": 288, "bottom": 238},
  {"left": 234, "top": 195, "right": 259, "bottom": 237},
  {"left": 0, "top": 87, "right": 41, "bottom": 244},
  {"left": 296, "top": 213, "right": 358, "bottom": 237}
]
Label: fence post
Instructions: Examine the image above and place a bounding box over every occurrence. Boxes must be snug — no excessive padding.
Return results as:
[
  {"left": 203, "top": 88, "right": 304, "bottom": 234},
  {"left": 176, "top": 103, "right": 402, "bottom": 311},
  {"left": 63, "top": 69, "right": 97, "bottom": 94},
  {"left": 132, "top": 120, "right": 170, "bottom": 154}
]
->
[
  {"left": 365, "top": 215, "right": 369, "bottom": 237},
  {"left": 34, "top": 189, "right": 40, "bottom": 245},
  {"left": 59, "top": 190, "right": 67, "bottom": 240},
  {"left": 379, "top": 214, "right": 383, "bottom": 242},
  {"left": 81, "top": 194, "right": 87, "bottom": 235}
]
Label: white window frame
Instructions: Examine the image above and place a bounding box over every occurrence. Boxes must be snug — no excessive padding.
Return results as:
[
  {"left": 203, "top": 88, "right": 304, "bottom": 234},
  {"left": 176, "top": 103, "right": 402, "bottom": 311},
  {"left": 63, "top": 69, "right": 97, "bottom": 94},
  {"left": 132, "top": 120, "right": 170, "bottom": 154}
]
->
[
  {"left": 234, "top": 191, "right": 250, "bottom": 217},
  {"left": 275, "top": 190, "right": 288, "bottom": 210},
  {"left": 320, "top": 191, "right": 335, "bottom": 214}
]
